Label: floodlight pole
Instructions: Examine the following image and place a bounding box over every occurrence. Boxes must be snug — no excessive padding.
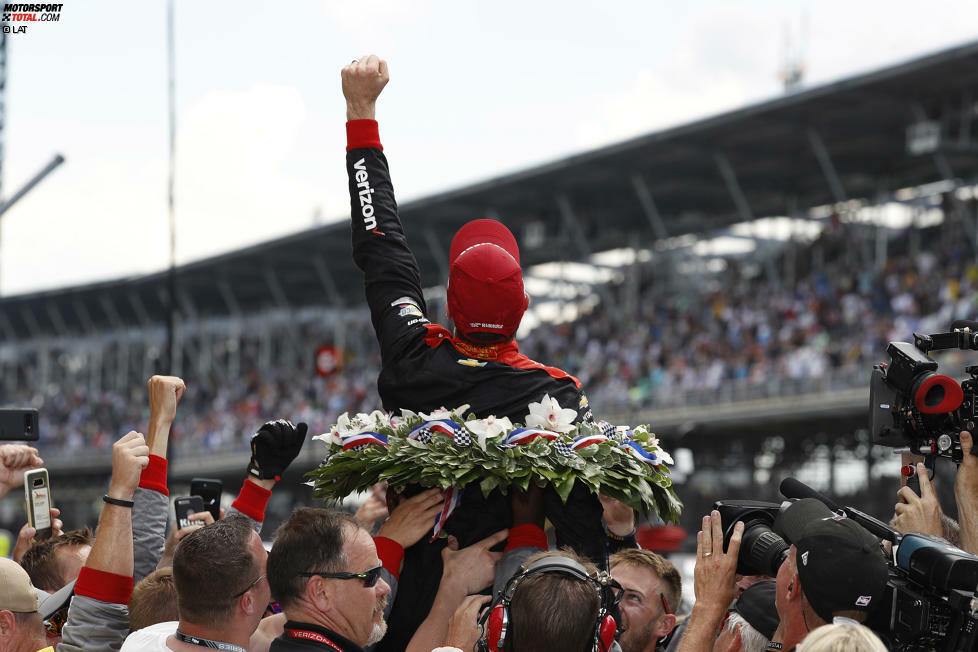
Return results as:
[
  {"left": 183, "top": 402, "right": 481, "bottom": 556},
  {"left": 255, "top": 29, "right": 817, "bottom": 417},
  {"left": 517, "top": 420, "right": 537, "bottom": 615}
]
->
[{"left": 165, "top": 0, "right": 178, "bottom": 375}]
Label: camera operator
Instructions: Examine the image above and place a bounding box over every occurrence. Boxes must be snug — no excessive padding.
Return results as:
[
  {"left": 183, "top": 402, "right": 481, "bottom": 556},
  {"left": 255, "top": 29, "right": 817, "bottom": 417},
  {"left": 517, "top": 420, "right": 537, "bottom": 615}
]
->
[
  {"left": 769, "top": 499, "right": 889, "bottom": 651},
  {"left": 891, "top": 430, "right": 978, "bottom": 556},
  {"left": 957, "top": 430, "right": 978, "bottom": 554}
]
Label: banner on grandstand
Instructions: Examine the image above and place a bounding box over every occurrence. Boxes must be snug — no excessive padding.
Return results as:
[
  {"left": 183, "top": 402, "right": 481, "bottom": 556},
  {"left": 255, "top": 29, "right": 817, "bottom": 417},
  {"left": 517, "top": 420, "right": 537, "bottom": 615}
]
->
[{"left": 315, "top": 346, "right": 342, "bottom": 377}]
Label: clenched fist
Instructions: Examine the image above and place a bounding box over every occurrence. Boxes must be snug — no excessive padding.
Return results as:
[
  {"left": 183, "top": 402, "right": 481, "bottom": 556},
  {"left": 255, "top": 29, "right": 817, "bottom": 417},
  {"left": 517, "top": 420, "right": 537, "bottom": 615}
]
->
[
  {"left": 148, "top": 375, "right": 186, "bottom": 426},
  {"left": 342, "top": 54, "right": 389, "bottom": 120},
  {"left": 108, "top": 431, "right": 150, "bottom": 501}
]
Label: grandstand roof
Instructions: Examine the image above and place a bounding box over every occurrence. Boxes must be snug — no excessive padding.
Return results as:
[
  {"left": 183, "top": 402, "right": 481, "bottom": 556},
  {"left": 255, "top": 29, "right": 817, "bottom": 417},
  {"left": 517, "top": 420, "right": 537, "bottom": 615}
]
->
[{"left": 3, "top": 40, "right": 978, "bottom": 339}]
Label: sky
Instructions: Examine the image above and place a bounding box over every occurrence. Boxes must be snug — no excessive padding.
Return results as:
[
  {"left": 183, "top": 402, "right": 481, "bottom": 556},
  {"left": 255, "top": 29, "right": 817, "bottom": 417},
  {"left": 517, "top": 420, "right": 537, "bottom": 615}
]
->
[{"left": 1, "top": 0, "right": 975, "bottom": 295}]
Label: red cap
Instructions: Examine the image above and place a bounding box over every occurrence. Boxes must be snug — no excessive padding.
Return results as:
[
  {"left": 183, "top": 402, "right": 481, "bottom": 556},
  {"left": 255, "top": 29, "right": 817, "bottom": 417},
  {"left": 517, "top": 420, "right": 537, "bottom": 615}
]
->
[{"left": 447, "top": 220, "right": 528, "bottom": 340}]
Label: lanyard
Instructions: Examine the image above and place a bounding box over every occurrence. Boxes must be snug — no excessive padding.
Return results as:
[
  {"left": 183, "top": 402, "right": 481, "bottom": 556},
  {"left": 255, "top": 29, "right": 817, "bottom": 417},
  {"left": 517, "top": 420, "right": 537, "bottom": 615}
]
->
[
  {"left": 174, "top": 630, "right": 247, "bottom": 652},
  {"left": 284, "top": 628, "right": 345, "bottom": 651}
]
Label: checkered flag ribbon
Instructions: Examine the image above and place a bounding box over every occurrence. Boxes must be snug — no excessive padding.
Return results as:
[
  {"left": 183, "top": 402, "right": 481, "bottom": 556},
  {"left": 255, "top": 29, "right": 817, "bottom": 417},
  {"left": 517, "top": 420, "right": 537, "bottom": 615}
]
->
[
  {"left": 553, "top": 441, "right": 575, "bottom": 457},
  {"left": 409, "top": 419, "right": 471, "bottom": 446},
  {"left": 597, "top": 421, "right": 620, "bottom": 440}
]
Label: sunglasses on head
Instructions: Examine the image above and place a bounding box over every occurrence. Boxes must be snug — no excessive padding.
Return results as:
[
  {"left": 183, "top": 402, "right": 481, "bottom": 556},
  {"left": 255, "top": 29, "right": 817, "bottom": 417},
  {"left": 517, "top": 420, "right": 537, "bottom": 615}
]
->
[{"left": 298, "top": 565, "right": 383, "bottom": 588}]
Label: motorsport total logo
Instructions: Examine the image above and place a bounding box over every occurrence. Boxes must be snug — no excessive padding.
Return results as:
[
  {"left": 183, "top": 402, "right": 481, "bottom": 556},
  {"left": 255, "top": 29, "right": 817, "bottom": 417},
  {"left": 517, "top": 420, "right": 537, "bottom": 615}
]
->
[{"left": 2, "top": 3, "right": 63, "bottom": 34}]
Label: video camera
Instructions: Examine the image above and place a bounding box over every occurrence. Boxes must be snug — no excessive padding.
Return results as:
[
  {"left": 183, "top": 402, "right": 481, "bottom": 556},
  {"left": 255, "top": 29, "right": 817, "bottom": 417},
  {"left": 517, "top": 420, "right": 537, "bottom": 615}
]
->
[
  {"left": 714, "top": 479, "right": 978, "bottom": 651},
  {"left": 870, "top": 321, "right": 978, "bottom": 464}
]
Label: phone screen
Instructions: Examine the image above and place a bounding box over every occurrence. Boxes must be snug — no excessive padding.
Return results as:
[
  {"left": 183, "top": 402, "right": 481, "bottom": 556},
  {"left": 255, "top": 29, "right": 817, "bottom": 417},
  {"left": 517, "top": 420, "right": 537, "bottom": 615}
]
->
[{"left": 32, "top": 487, "right": 51, "bottom": 529}]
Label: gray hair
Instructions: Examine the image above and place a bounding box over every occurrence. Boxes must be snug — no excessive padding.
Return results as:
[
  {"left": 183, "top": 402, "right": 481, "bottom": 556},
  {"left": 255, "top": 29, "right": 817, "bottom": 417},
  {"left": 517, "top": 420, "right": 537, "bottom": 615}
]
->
[{"left": 723, "top": 611, "right": 770, "bottom": 652}]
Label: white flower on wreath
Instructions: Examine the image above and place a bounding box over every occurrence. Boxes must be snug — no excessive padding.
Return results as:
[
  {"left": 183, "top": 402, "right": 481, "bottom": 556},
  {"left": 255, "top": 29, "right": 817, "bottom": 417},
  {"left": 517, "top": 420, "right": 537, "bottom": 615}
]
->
[
  {"left": 318, "top": 411, "right": 390, "bottom": 446},
  {"left": 654, "top": 447, "right": 675, "bottom": 465},
  {"left": 390, "top": 408, "right": 418, "bottom": 430},
  {"left": 419, "top": 405, "right": 469, "bottom": 422},
  {"left": 524, "top": 395, "right": 577, "bottom": 433},
  {"left": 466, "top": 415, "right": 514, "bottom": 451}
]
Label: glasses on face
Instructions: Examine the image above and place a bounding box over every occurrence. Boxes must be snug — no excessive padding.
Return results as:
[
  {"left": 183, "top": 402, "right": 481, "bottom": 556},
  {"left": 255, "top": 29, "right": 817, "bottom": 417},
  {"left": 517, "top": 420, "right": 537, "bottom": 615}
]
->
[
  {"left": 660, "top": 592, "right": 671, "bottom": 615},
  {"left": 298, "top": 565, "right": 383, "bottom": 588},
  {"left": 232, "top": 573, "right": 267, "bottom": 598}
]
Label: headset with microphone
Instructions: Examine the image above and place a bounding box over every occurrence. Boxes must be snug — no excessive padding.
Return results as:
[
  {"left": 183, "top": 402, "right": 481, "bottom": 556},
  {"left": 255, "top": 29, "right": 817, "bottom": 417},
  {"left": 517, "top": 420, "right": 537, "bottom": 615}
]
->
[{"left": 477, "top": 555, "right": 622, "bottom": 652}]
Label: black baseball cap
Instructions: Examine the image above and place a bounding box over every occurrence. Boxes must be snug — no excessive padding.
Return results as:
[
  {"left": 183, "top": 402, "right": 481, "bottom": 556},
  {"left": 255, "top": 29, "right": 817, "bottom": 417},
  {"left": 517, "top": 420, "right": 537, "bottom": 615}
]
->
[
  {"left": 774, "top": 499, "right": 889, "bottom": 622},
  {"left": 733, "top": 580, "right": 779, "bottom": 640}
]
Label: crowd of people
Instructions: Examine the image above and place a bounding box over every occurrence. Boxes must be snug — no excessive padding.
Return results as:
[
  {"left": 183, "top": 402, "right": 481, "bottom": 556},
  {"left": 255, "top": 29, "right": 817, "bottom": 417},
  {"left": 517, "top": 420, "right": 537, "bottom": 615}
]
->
[
  {"left": 1, "top": 373, "right": 976, "bottom": 651},
  {"left": 1, "top": 53, "right": 977, "bottom": 652},
  {"left": 5, "top": 206, "right": 978, "bottom": 460}
]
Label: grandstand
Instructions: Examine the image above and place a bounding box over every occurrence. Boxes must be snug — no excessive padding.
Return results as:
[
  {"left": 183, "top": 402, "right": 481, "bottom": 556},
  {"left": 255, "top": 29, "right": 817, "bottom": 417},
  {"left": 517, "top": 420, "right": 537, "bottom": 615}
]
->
[{"left": 2, "top": 41, "right": 977, "bottom": 537}]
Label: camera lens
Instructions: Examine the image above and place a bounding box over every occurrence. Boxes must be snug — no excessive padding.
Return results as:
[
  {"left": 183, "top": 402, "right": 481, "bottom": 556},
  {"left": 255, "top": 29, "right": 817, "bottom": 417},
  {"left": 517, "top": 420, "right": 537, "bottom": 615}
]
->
[{"left": 738, "top": 519, "right": 790, "bottom": 577}]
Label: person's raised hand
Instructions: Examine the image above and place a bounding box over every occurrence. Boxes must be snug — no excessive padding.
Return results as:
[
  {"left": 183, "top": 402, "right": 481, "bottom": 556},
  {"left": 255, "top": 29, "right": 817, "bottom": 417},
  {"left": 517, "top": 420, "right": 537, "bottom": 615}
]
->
[
  {"left": 441, "top": 529, "right": 507, "bottom": 595},
  {"left": 341, "top": 54, "right": 389, "bottom": 120},
  {"left": 956, "top": 431, "right": 978, "bottom": 554},
  {"left": 956, "top": 431, "right": 978, "bottom": 509},
  {"left": 444, "top": 594, "right": 492, "bottom": 652},
  {"left": 147, "top": 375, "right": 186, "bottom": 426},
  {"left": 355, "top": 482, "right": 389, "bottom": 531},
  {"left": 0, "top": 444, "right": 43, "bottom": 496},
  {"left": 12, "top": 507, "right": 62, "bottom": 562},
  {"left": 511, "top": 484, "right": 545, "bottom": 529},
  {"left": 694, "top": 510, "right": 743, "bottom": 612},
  {"left": 600, "top": 494, "right": 636, "bottom": 537},
  {"left": 893, "top": 462, "right": 943, "bottom": 537},
  {"left": 157, "top": 510, "right": 215, "bottom": 569},
  {"left": 107, "top": 431, "right": 150, "bottom": 502},
  {"left": 376, "top": 488, "right": 444, "bottom": 549},
  {"left": 248, "top": 419, "right": 307, "bottom": 481}
]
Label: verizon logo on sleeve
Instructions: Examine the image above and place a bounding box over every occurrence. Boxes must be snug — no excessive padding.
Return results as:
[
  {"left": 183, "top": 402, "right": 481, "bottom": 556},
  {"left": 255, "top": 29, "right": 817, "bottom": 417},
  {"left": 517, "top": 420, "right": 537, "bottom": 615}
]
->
[{"left": 353, "top": 158, "right": 378, "bottom": 231}]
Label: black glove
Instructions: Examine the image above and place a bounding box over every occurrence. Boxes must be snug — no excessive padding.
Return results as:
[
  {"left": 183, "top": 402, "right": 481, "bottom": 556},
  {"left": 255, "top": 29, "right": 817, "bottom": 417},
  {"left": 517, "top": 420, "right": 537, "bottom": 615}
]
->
[{"left": 248, "top": 419, "right": 307, "bottom": 480}]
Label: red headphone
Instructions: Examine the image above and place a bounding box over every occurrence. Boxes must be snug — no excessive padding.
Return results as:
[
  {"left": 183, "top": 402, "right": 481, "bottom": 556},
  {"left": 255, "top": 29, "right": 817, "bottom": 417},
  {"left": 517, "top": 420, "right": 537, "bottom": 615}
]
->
[{"left": 478, "top": 555, "right": 620, "bottom": 652}]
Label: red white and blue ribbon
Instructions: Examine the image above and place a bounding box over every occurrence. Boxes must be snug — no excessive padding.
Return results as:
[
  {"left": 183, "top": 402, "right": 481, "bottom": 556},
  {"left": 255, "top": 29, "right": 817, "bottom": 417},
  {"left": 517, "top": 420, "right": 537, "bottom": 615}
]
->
[
  {"left": 572, "top": 433, "right": 609, "bottom": 449},
  {"left": 409, "top": 420, "right": 463, "bottom": 441},
  {"left": 505, "top": 428, "right": 559, "bottom": 445},
  {"left": 341, "top": 431, "right": 389, "bottom": 451},
  {"left": 620, "top": 440, "right": 659, "bottom": 465},
  {"left": 430, "top": 487, "right": 463, "bottom": 542}
]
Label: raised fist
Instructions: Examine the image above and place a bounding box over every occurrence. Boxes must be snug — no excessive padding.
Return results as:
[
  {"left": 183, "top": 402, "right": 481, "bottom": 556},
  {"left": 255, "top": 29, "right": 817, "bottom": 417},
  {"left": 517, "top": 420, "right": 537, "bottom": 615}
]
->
[
  {"left": 248, "top": 419, "right": 307, "bottom": 480},
  {"left": 148, "top": 375, "right": 186, "bottom": 425},
  {"left": 341, "top": 54, "right": 389, "bottom": 120}
]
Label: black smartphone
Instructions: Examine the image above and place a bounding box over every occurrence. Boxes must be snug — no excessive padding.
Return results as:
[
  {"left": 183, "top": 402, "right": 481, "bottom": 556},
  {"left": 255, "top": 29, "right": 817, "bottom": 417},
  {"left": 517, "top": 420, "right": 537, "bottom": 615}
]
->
[
  {"left": 190, "top": 477, "right": 222, "bottom": 522},
  {"left": 24, "top": 468, "right": 53, "bottom": 541},
  {"left": 0, "top": 408, "right": 39, "bottom": 441},
  {"left": 174, "top": 496, "right": 205, "bottom": 529}
]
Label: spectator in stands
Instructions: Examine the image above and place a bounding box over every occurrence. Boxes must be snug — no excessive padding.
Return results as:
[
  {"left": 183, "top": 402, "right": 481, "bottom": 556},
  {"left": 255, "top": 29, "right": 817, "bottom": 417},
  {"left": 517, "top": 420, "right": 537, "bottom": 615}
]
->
[
  {"left": 796, "top": 622, "right": 887, "bottom": 652},
  {"left": 0, "top": 557, "right": 48, "bottom": 652},
  {"left": 609, "top": 549, "right": 681, "bottom": 652},
  {"left": 713, "top": 580, "right": 778, "bottom": 652},
  {"left": 19, "top": 528, "right": 92, "bottom": 592},
  {"left": 122, "top": 515, "right": 269, "bottom": 650},
  {"left": 266, "top": 507, "right": 392, "bottom": 651}
]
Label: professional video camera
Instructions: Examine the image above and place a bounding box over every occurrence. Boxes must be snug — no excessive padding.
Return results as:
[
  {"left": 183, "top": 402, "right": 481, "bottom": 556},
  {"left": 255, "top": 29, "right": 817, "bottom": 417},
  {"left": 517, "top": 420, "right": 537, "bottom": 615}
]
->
[
  {"left": 714, "top": 479, "right": 978, "bottom": 651},
  {"left": 870, "top": 320, "right": 978, "bottom": 465}
]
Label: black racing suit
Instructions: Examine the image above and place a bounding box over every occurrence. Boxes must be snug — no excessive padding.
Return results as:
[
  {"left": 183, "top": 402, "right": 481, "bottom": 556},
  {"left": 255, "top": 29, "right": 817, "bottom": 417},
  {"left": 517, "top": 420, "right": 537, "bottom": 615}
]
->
[{"left": 346, "top": 119, "right": 608, "bottom": 651}]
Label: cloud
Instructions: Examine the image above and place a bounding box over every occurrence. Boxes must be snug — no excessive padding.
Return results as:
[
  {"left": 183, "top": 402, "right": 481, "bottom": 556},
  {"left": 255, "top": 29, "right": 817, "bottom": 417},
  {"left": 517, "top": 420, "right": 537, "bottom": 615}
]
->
[{"left": 174, "top": 84, "right": 318, "bottom": 263}]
